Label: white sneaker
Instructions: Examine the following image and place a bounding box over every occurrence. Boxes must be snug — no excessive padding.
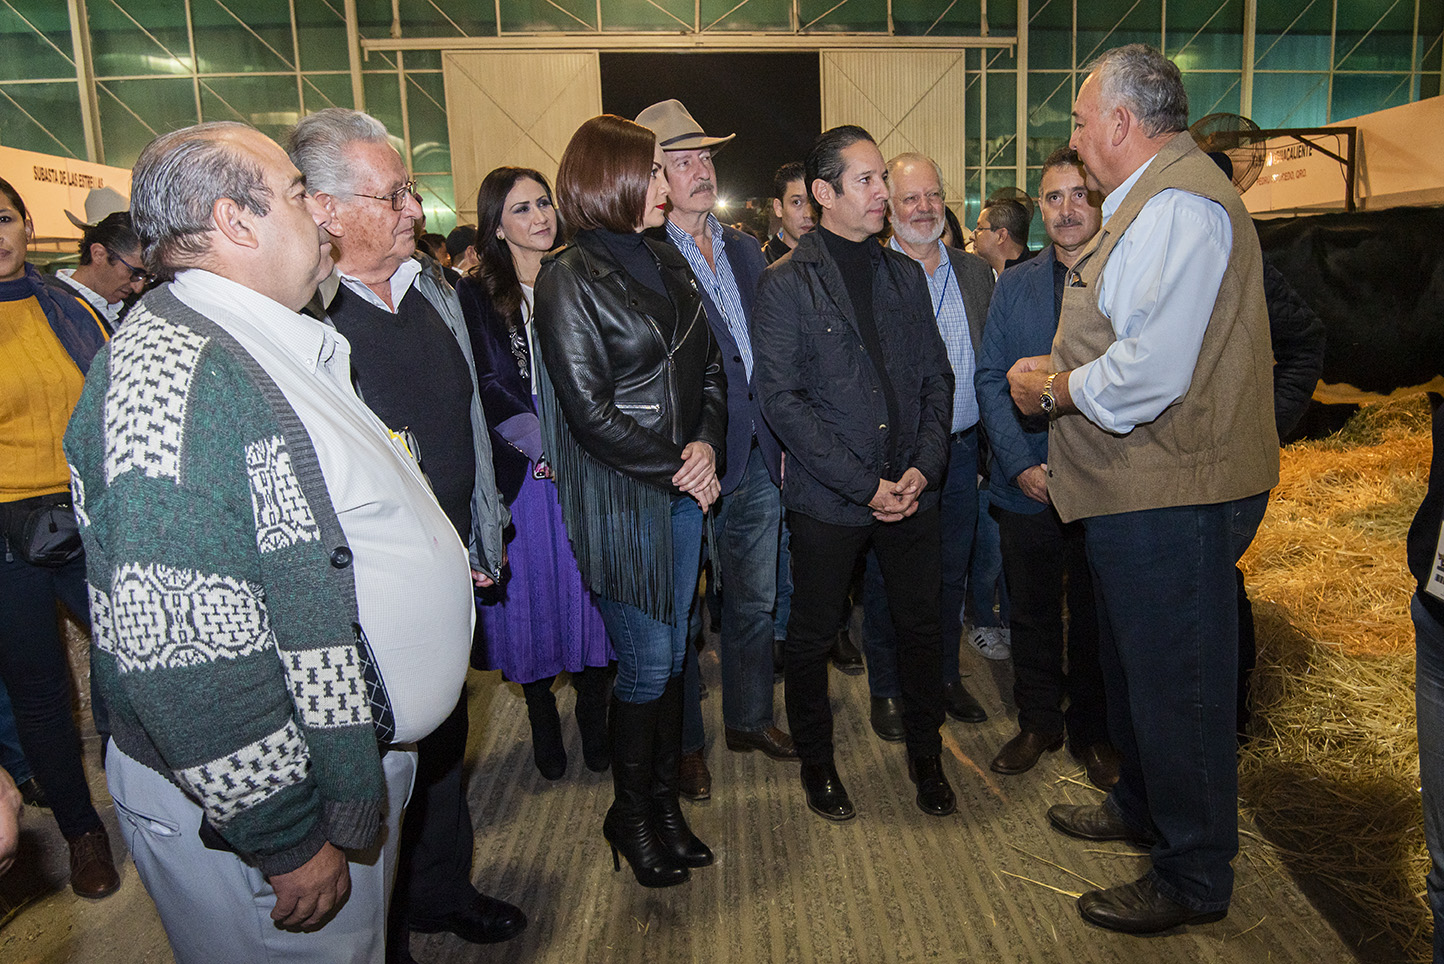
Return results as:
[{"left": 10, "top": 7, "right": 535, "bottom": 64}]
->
[{"left": 969, "top": 626, "right": 1012, "bottom": 661}]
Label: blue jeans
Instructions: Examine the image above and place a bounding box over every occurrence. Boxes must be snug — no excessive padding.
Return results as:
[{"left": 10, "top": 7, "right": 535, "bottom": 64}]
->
[
  {"left": 1085, "top": 499, "right": 1243, "bottom": 913},
  {"left": 1414, "top": 594, "right": 1444, "bottom": 963},
  {"left": 862, "top": 430, "right": 977, "bottom": 697},
  {"left": 713, "top": 446, "right": 783, "bottom": 732},
  {"left": 969, "top": 485, "right": 1009, "bottom": 628},
  {"left": 598, "top": 497, "right": 704, "bottom": 705}
]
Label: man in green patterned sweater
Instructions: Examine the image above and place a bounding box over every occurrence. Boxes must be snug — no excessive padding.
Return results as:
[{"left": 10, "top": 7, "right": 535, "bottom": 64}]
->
[{"left": 65, "top": 122, "right": 475, "bottom": 963}]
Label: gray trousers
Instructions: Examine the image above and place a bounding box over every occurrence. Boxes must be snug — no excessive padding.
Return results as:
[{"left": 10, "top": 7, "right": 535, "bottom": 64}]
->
[{"left": 109, "top": 741, "right": 416, "bottom": 964}]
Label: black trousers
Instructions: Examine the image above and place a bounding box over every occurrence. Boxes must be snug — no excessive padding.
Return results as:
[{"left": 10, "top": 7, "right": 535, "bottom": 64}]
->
[
  {"left": 783, "top": 506, "right": 945, "bottom": 763},
  {"left": 392, "top": 689, "right": 477, "bottom": 927},
  {"left": 994, "top": 502, "right": 1107, "bottom": 745}
]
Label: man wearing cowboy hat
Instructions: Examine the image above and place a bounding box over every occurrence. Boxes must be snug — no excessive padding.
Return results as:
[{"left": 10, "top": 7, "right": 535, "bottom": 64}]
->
[
  {"left": 635, "top": 100, "right": 797, "bottom": 801},
  {"left": 46, "top": 211, "right": 147, "bottom": 329}
]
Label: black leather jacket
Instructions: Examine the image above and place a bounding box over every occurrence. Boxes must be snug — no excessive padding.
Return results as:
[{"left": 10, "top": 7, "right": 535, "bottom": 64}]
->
[{"left": 533, "top": 230, "right": 726, "bottom": 492}]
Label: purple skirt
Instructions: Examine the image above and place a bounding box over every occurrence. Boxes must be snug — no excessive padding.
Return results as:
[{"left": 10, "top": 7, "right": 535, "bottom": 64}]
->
[{"left": 475, "top": 467, "right": 612, "bottom": 684}]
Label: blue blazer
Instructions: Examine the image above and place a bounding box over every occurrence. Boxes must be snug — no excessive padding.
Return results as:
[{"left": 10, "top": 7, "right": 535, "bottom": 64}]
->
[
  {"left": 975, "top": 246, "right": 1060, "bottom": 515},
  {"left": 665, "top": 223, "right": 781, "bottom": 495}
]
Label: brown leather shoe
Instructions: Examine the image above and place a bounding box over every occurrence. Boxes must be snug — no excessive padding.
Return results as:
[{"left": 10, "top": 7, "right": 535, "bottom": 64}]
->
[
  {"left": 1072, "top": 742, "right": 1121, "bottom": 790},
  {"left": 724, "top": 726, "right": 799, "bottom": 760},
  {"left": 990, "top": 729, "right": 1064, "bottom": 774},
  {"left": 1078, "top": 876, "right": 1226, "bottom": 933},
  {"left": 678, "top": 750, "right": 711, "bottom": 801},
  {"left": 68, "top": 827, "right": 120, "bottom": 899},
  {"left": 1047, "top": 803, "right": 1156, "bottom": 849}
]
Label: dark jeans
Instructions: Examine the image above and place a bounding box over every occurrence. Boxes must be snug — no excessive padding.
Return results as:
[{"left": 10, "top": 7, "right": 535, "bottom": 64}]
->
[
  {"left": 712, "top": 446, "right": 783, "bottom": 733},
  {"left": 1085, "top": 498, "right": 1253, "bottom": 913},
  {"left": 861, "top": 431, "right": 977, "bottom": 697},
  {"left": 995, "top": 502, "right": 1106, "bottom": 744},
  {"left": 0, "top": 548, "right": 102, "bottom": 839},
  {"left": 394, "top": 690, "right": 477, "bottom": 928},
  {"left": 784, "top": 506, "right": 945, "bottom": 763}
]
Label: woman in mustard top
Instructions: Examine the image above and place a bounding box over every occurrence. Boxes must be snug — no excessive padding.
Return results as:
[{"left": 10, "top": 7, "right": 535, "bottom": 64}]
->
[{"left": 0, "top": 177, "right": 119, "bottom": 897}]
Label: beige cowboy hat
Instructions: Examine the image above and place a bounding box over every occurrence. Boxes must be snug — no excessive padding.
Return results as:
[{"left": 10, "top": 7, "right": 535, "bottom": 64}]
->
[
  {"left": 65, "top": 186, "right": 129, "bottom": 229},
  {"left": 635, "top": 99, "right": 735, "bottom": 153}
]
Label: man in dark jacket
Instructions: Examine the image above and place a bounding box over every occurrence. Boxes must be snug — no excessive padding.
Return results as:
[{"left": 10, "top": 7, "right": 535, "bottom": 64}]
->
[
  {"left": 752, "top": 125, "right": 956, "bottom": 822},
  {"left": 638, "top": 99, "right": 798, "bottom": 803}
]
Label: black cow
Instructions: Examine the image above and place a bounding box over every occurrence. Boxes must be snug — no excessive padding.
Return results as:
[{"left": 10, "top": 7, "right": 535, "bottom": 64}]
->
[{"left": 1256, "top": 205, "right": 1444, "bottom": 405}]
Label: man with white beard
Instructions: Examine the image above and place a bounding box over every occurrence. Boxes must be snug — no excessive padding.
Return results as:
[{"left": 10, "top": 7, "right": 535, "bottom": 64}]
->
[{"left": 860, "top": 153, "right": 996, "bottom": 740}]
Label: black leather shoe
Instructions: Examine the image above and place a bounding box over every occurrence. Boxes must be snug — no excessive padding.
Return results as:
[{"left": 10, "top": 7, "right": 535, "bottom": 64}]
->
[
  {"left": 990, "top": 729, "right": 1064, "bottom": 775},
  {"left": 1071, "top": 742, "right": 1121, "bottom": 790},
  {"left": 907, "top": 755, "right": 956, "bottom": 816},
  {"left": 409, "top": 893, "right": 528, "bottom": 944},
  {"left": 800, "top": 761, "right": 855, "bottom": 821},
  {"left": 678, "top": 750, "right": 711, "bottom": 801},
  {"left": 829, "top": 629, "right": 865, "bottom": 675},
  {"left": 1078, "top": 877, "right": 1227, "bottom": 934},
  {"left": 724, "top": 725, "right": 799, "bottom": 759},
  {"left": 869, "top": 697, "right": 905, "bottom": 742},
  {"left": 17, "top": 777, "right": 48, "bottom": 809},
  {"left": 942, "top": 680, "right": 987, "bottom": 723},
  {"left": 1047, "top": 803, "right": 1156, "bottom": 849}
]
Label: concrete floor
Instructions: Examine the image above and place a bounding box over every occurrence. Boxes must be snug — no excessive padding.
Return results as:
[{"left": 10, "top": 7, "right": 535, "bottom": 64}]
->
[{"left": 1, "top": 632, "right": 1363, "bottom": 964}]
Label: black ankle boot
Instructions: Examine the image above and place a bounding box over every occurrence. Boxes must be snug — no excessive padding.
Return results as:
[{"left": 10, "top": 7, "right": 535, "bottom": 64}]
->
[
  {"left": 651, "top": 675, "right": 713, "bottom": 868},
  {"left": 574, "top": 666, "right": 611, "bottom": 772},
  {"left": 603, "top": 694, "right": 688, "bottom": 887},
  {"left": 522, "top": 677, "right": 566, "bottom": 780}
]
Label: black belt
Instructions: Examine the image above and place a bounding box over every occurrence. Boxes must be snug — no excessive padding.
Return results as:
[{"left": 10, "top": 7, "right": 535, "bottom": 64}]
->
[{"left": 951, "top": 424, "right": 977, "bottom": 442}]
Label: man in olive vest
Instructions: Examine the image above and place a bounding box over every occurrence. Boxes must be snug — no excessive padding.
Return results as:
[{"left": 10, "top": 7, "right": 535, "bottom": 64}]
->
[{"left": 1007, "top": 44, "right": 1278, "bottom": 934}]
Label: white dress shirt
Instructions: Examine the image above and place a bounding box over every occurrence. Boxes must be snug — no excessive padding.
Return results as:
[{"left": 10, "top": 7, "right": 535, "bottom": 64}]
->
[
  {"left": 1068, "top": 157, "right": 1234, "bottom": 434},
  {"left": 171, "top": 269, "right": 473, "bottom": 744},
  {"left": 54, "top": 269, "right": 123, "bottom": 326}
]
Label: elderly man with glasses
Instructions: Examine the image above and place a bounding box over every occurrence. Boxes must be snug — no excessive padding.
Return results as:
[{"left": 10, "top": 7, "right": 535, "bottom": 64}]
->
[{"left": 287, "top": 108, "right": 522, "bottom": 963}]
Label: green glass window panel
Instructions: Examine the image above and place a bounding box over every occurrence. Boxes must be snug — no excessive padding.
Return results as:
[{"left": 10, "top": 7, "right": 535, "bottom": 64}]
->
[
  {"left": 89, "top": 1, "right": 193, "bottom": 78},
  {"left": 699, "top": 0, "right": 791, "bottom": 31},
  {"left": 1248, "top": 71, "right": 1327, "bottom": 127},
  {"left": 0, "top": 4, "right": 76, "bottom": 81},
  {"left": 0, "top": 82, "right": 86, "bottom": 159},
  {"left": 1254, "top": 30, "right": 1330, "bottom": 71},
  {"left": 1165, "top": 0, "right": 1243, "bottom": 66},
  {"left": 1181, "top": 70, "right": 1241, "bottom": 119},
  {"left": 393, "top": 0, "right": 493, "bottom": 37},
  {"left": 987, "top": 3, "right": 1016, "bottom": 31},
  {"left": 294, "top": 3, "right": 348, "bottom": 72},
  {"left": 97, "top": 78, "right": 197, "bottom": 169},
  {"left": 1031, "top": 30, "right": 1076, "bottom": 70},
  {"left": 192, "top": 0, "right": 294, "bottom": 74},
  {"left": 402, "top": 51, "right": 444, "bottom": 70},
  {"left": 405, "top": 73, "right": 451, "bottom": 174},
  {"left": 963, "top": 63, "right": 981, "bottom": 169},
  {"left": 1331, "top": 73, "right": 1411, "bottom": 120},
  {"left": 893, "top": 0, "right": 983, "bottom": 37},
  {"left": 984, "top": 71, "right": 1016, "bottom": 169},
  {"left": 1026, "top": 71, "right": 1074, "bottom": 165},
  {"left": 798, "top": 0, "right": 887, "bottom": 33},
  {"left": 499, "top": 0, "right": 598, "bottom": 33},
  {"left": 199, "top": 76, "right": 300, "bottom": 144},
  {"left": 1254, "top": 0, "right": 1330, "bottom": 35},
  {"left": 362, "top": 73, "right": 404, "bottom": 140},
  {"left": 1423, "top": 74, "right": 1440, "bottom": 100},
  {"left": 416, "top": 174, "right": 456, "bottom": 236},
  {"left": 1334, "top": 30, "right": 1415, "bottom": 72},
  {"left": 300, "top": 72, "right": 354, "bottom": 112},
  {"left": 602, "top": 0, "right": 694, "bottom": 31},
  {"left": 1077, "top": 0, "right": 1161, "bottom": 32}
]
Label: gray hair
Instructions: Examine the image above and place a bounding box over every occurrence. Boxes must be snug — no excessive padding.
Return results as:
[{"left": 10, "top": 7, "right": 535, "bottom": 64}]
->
[
  {"left": 131, "top": 121, "right": 272, "bottom": 278},
  {"left": 1085, "top": 44, "right": 1189, "bottom": 138},
  {"left": 886, "top": 152, "right": 947, "bottom": 201},
  {"left": 286, "top": 107, "right": 391, "bottom": 197}
]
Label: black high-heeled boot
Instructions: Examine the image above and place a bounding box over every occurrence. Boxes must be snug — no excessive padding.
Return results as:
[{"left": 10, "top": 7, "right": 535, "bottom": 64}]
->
[
  {"left": 652, "top": 675, "right": 713, "bottom": 868},
  {"left": 603, "top": 694, "right": 688, "bottom": 887},
  {"left": 574, "top": 665, "right": 611, "bottom": 772},
  {"left": 521, "top": 677, "right": 566, "bottom": 780}
]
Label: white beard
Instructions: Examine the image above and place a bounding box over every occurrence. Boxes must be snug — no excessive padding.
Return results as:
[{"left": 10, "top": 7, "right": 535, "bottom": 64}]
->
[{"left": 892, "top": 215, "right": 944, "bottom": 247}]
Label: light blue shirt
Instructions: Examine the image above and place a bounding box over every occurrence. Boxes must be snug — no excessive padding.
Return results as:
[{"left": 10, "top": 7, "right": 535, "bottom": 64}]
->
[
  {"left": 1067, "top": 156, "right": 1233, "bottom": 434},
  {"left": 665, "top": 214, "right": 753, "bottom": 380},
  {"left": 889, "top": 237, "right": 977, "bottom": 432}
]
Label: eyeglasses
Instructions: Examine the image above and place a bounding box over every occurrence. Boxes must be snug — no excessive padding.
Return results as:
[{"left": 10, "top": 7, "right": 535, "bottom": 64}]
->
[
  {"left": 352, "top": 179, "right": 418, "bottom": 212},
  {"left": 108, "top": 248, "right": 153, "bottom": 284}
]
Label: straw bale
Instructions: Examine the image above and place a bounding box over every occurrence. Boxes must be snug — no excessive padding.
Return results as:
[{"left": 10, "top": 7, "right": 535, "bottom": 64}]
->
[{"left": 1238, "top": 395, "right": 1434, "bottom": 962}]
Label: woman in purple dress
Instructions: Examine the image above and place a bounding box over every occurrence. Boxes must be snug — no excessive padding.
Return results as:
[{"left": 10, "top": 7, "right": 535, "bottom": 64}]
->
[{"left": 458, "top": 167, "right": 613, "bottom": 780}]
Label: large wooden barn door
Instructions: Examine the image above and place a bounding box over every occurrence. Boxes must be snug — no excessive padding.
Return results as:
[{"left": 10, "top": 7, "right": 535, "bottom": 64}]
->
[
  {"left": 820, "top": 51, "right": 969, "bottom": 216},
  {"left": 442, "top": 52, "right": 602, "bottom": 225}
]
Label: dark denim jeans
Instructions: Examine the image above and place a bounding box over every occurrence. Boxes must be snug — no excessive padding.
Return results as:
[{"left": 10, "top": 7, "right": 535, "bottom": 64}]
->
[
  {"left": 1413, "top": 594, "right": 1444, "bottom": 963},
  {"left": 712, "top": 446, "right": 783, "bottom": 733},
  {"left": 1085, "top": 498, "right": 1247, "bottom": 913},
  {"left": 968, "top": 484, "right": 1009, "bottom": 628},
  {"left": 861, "top": 431, "right": 977, "bottom": 697},
  {"left": 598, "top": 497, "right": 704, "bottom": 705},
  {"left": 0, "top": 676, "right": 32, "bottom": 784}
]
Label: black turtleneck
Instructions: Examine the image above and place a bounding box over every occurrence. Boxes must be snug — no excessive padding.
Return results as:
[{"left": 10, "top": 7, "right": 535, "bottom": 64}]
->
[
  {"left": 820, "top": 225, "right": 901, "bottom": 475},
  {"left": 592, "top": 228, "right": 668, "bottom": 300}
]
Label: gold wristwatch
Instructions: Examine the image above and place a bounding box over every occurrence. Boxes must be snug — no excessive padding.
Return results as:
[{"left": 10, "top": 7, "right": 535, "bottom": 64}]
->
[{"left": 1040, "top": 371, "right": 1060, "bottom": 418}]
